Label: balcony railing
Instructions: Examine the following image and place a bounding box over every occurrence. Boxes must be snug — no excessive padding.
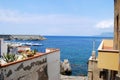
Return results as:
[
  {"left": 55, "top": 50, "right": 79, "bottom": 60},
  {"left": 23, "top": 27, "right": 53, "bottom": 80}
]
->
[{"left": 98, "top": 39, "right": 120, "bottom": 71}]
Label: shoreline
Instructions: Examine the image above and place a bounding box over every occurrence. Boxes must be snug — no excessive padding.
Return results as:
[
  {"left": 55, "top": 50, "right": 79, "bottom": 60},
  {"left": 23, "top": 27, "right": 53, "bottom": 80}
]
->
[{"left": 0, "top": 34, "right": 46, "bottom": 40}]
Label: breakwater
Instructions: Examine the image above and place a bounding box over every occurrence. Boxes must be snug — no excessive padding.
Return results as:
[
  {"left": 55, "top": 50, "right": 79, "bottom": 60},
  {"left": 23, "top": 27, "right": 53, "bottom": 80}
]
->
[{"left": 0, "top": 34, "right": 46, "bottom": 40}]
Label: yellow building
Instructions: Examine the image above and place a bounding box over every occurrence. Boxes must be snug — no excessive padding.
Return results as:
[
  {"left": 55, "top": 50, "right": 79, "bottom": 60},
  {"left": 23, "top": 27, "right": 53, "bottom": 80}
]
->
[{"left": 88, "top": 0, "right": 120, "bottom": 80}]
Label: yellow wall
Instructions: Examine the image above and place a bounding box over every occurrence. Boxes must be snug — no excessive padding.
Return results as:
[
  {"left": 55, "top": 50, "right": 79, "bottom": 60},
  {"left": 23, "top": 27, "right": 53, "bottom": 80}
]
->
[
  {"left": 98, "top": 51, "right": 119, "bottom": 71},
  {"left": 103, "top": 39, "right": 113, "bottom": 48}
]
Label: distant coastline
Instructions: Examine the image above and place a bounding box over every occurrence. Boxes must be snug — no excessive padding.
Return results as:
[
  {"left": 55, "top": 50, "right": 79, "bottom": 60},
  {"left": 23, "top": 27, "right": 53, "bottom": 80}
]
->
[
  {"left": 0, "top": 34, "right": 46, "bottom": 40},
  {"left": 44, "top": 35, "right": 113, "bottom": 39},
  {"left": 96, "top": 32, "right": 114, "bottom": 37}
]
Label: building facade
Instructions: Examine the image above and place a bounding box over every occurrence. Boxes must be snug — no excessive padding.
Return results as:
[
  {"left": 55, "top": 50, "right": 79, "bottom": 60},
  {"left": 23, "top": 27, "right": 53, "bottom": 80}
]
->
[
  {"left": 114, "top": 0, "right": 120, "bottom": 50},
  {"left": 88, "top": 0, "right": 120, "bottom": 80},
  {"left": 0, "top": 39, "right": 7, "bottom": 56}
]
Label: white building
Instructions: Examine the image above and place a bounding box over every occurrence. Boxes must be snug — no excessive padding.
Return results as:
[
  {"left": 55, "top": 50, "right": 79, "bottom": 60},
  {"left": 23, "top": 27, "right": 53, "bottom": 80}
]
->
[
  {"left": 0, "top": 38, "right": 7, "bottom": 56},
  {"left": 0, "top": 48, "right": 60, "bottom": 80},
  {"left": 46, "top": 48, "right": 60, "bottom": 80}
]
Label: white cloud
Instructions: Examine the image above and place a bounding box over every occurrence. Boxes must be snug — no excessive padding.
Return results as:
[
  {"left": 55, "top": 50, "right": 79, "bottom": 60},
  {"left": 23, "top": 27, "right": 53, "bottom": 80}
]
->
[
  {"left": 0, "top": 9, "right": 95, "bottom": 25},
  {"left": 0, "top": 9, "right": 101, "bottom": 36},
  {"left": 96, "top": 19, "right": 113, "bottom": 29}
]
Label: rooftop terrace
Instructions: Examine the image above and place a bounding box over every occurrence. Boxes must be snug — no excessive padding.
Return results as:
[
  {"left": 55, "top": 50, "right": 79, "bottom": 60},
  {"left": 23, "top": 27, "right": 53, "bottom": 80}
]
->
[{"left": 98, "top": 39, "right": 119, "bottom": 71}]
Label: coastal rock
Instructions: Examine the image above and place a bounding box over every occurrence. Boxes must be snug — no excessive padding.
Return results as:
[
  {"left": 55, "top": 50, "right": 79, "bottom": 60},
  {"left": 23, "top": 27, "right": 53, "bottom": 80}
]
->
[
  {"left": 0, "top": 34, "right": 46, "bottom": 40},
  {"left": 61, "top": 59, "right": 72, "bottom": 75}
]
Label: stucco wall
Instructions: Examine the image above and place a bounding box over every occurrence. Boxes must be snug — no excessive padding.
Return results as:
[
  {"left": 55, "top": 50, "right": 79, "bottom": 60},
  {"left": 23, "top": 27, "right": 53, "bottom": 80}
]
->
[
  {"left": 114, "top": 0, "right": 120, "bottom": 50},
  {"left": 0, "top": 39, "right": 7, "bottom": 56},
  {"left": 0, "top": 55, "right": 48, "bottom": 80},
  {"left": 47, "top": 50, "right": 60, "bottom": 80},
  {"left": 88, "top": 57, "right": 102, "bottom": 80},
  {"left": 0, "top": 48, "right": 60, "bottom": 80}
]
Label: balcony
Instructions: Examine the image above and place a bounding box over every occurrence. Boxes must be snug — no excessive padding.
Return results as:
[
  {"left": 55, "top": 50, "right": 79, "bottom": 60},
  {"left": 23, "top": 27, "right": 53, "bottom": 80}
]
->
[{"left": 98, "top": 39, "right": 119, "bottom": 71}]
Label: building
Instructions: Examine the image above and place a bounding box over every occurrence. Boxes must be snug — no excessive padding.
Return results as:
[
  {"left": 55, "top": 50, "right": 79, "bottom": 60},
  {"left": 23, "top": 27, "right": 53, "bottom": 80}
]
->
[
  {"left": 17, "top": 46, "right": 31, "bottom": 52},
  {"left": 0, "top": 48, "right": 60, "bottom": 80},
  {"left": 0, "top": 38, "right": 7, "bottom": 56},
  {"left": 88, "top": 0, "right": 120, "bottom": 80}
]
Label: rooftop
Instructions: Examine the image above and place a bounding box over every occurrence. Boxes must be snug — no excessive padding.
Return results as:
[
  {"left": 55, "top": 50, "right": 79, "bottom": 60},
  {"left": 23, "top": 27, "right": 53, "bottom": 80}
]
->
[
  {"left": 98, "top": 39, "right": 113, "bottom": 50},
  {"left": 0, "top": 48, "right": 60, "bottom": 68},
  {"left": 97, "top": 39, "right": 119, "bottom": 71}
]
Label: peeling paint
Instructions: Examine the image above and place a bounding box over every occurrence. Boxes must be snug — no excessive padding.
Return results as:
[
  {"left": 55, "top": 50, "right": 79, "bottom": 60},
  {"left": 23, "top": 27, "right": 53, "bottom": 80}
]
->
[
  {"left": 6, "top": 70, "right": 12, "bottom": 77},
  {"left": 15, "top": 58, "right": 47, "bottom": 71},
  {"left": 0, "top": 49, "right": 60, "bottom": 80},
  {"left": 15, "top": 63, "right": 24, "bottom": 71},
  {"left": 0, "top": 71, "right": 4, "bottom": 80},
  {"left": 18, "top": 75, "right": 25, "bottom": 80},
  {"left": 37, "top": 65, "right": 48, "bottom": 80}
]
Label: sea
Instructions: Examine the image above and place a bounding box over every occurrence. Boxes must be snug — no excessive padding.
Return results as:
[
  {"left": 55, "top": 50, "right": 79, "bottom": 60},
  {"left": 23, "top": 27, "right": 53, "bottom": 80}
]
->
[{"left": 8, "top": 36, "right": 113, "bottom": 76}]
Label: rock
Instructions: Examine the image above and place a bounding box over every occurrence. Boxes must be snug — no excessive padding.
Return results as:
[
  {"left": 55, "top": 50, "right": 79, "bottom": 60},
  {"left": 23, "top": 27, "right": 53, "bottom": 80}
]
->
[
  {"left": 0, "top": 34, "right": 46, "bottom": 40},
  {"left": 61, "top": 59, "right": 72, "bottom": 75}
]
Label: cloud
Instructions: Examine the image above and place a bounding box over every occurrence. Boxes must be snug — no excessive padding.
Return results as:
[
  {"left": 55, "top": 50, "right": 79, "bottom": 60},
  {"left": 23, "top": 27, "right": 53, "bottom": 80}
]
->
[
  {"left": 0, "top": 9, "right": 95, "bottom": 25},
  {"left": 0, "top": 9, "right": 101, "bottom": 36},
  {"left": 96, "top": 19, "right": 113, "bottom": 29}
]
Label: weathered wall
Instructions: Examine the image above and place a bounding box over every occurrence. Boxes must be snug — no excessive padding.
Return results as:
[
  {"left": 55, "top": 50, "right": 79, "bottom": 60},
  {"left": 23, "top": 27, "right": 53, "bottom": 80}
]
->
[
  {"left": 0, "top": 39, "right": 7, "bottom": 56},
  {"left": 114, "top": 0, "right": 120, "bottom": 50},
  {"left": 0, "top": 55, "right": 48, "bottom": 80},
  {"left": 88, "top": 57, "right": 102, "bottom": 80},
  {"left": 0, "top": 48, "right": 60, "bottom": 80},
  {"left": 47, "top": 51, "right": 60, "bottom": 80}
]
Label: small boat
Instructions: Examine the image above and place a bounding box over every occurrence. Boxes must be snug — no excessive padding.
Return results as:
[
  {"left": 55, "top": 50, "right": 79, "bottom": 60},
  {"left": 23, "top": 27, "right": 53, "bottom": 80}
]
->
[
  {"left": 31, "top": 43, "right": 43, "bottom": 46},
  {"left": 22, "top": 42, "right": 43, "bottom": 46}
]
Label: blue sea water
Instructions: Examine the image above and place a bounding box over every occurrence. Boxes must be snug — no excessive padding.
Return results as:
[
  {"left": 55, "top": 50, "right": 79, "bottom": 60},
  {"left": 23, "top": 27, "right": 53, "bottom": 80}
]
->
[{"left": 10, "top": 36, "right": 113, "bottom": 76}]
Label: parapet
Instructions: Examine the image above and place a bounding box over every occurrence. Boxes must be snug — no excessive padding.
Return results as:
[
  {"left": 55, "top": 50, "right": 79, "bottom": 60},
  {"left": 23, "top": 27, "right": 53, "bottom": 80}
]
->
[{"left": 0, "top": 48, "right": 60, "bottom": 80}]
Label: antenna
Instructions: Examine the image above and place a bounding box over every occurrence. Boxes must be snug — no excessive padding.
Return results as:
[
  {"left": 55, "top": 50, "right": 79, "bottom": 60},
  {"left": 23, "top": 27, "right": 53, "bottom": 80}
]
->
[
  {"left": 92, "top": 40, "right": 96, "bottom": 59},
  {"left": 93, "top": 40, "right": 95, "bottom": 51}
]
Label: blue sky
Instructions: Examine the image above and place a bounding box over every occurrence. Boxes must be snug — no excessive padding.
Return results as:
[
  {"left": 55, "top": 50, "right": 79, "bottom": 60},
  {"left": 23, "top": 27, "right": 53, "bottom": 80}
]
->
[{"left": 0, "top": 0, "right": 114, "bottom": 36}]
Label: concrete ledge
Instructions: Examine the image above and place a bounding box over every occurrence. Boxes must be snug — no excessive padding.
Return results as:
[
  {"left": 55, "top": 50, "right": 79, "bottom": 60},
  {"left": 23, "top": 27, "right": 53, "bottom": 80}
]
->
[{"left": 116, "top": 74, "right": 120, "bottom": 80}]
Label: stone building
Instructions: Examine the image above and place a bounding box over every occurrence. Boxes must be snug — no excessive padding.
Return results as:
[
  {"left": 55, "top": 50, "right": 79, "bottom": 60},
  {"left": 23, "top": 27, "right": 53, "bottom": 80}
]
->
[{"left": 88, "top": 0, "right": 120, "bottom": 80}]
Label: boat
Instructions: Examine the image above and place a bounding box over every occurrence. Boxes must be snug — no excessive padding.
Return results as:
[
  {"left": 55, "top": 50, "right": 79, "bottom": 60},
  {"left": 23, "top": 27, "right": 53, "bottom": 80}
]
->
[
  {"left": 22, "top": 42, "right": 43, "bottom": 46},
  {"left": 5, "top": 41, "right": 43, "bottom": 46}
]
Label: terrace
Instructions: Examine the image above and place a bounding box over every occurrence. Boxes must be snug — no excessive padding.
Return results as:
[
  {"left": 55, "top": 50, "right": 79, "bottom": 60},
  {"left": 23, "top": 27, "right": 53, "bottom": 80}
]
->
[
  {"left": 0, "top": 48, "right": 60, "bottom": 80},
  {"left": 97, "top": 39, "right": 119, "bottom": 71}
]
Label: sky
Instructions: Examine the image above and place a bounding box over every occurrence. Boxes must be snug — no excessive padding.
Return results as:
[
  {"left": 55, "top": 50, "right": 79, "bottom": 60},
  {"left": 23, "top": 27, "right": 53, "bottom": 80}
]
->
[{"left": 0, "top": 0, "right": 114, "bottom": 36}]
